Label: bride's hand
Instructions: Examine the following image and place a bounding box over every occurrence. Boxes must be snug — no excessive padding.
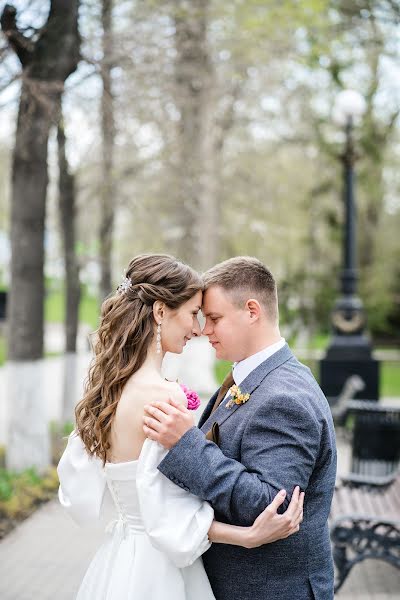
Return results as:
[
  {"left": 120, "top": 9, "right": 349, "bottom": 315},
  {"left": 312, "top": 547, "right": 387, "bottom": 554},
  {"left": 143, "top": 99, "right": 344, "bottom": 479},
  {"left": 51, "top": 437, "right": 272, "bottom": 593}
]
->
[{"left": 247, "top": 486, "right": 304, "bottom": 548}]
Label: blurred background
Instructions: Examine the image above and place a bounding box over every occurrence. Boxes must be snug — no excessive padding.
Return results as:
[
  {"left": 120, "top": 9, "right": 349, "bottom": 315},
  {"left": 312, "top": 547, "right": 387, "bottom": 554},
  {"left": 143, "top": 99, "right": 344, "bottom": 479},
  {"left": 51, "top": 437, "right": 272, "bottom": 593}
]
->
[{"left": 0, "top": 1, "right": 399, "bottom": 598}]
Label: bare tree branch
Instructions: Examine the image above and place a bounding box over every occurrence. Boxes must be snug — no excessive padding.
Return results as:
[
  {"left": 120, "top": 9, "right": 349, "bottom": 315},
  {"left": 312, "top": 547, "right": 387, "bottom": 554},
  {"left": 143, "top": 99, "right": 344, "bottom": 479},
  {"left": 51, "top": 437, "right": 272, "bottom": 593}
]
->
[
  {"left": 0, "top": 4, "right": 35, "bottom": 66},
  {"left": 0, "top": 72, "right": 20, "bottom": 94}
]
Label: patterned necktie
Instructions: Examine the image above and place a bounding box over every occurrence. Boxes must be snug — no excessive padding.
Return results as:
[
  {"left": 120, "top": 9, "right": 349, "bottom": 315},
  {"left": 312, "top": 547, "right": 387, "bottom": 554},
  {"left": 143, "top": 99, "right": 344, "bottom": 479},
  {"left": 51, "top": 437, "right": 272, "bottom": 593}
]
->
[{"left": 211, "top": 370, "right": 235, "bottom": 415}]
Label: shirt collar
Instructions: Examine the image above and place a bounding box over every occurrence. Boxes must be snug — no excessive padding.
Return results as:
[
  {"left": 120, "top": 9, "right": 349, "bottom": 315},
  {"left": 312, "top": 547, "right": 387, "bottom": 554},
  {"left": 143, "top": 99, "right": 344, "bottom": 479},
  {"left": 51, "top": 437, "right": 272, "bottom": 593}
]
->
[{"left": 232, "top": 338, "right": 286, "bottom": 387}]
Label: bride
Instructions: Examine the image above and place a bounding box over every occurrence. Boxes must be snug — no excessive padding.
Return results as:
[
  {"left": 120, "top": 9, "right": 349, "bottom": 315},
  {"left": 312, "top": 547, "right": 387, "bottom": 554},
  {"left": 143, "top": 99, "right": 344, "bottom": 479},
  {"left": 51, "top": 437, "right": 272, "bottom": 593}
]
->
[{"left": 58, "top": 253, "right": 304, "bottom": 600}]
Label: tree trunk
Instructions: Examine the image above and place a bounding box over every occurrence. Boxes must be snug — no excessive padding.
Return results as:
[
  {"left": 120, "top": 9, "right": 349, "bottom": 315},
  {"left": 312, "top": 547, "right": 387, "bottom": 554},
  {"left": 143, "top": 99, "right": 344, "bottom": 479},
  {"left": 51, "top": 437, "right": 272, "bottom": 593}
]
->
[
  {"left": 197, "top": 65, "right": 219, "bottom": 270},
  {"left": 58, "top": 110, "right": 81, "bottom": 423},
  {"left": 57, "top": 113, "right": 81, "bottom": 354},
  {"left": 8, "top": 79, "right": 51, "bottom": 361},
  {"left": 1, "top": 1, "right": 80, "bottom": 470},
  {"left": 173, "top": 0, "right": 212, "bottom": 269},
  {"left": 99, "top": 0, "right": 115, "bottom": 301}
]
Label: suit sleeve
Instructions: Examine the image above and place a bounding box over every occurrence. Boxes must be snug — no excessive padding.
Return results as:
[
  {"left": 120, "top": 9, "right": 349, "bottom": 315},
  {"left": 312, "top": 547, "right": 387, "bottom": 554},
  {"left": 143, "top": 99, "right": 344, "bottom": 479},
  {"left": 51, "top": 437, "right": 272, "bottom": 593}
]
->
[{"left": 158, "top": 395, "right": 320, "bottom": 525}]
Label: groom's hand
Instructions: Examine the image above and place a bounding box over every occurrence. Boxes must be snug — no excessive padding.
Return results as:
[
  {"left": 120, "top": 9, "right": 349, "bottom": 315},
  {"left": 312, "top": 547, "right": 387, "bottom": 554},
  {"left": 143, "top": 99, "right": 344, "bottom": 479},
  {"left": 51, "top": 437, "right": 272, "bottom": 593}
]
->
[{"left": 143, "top": 398, "right": 195, "bottom": 449}]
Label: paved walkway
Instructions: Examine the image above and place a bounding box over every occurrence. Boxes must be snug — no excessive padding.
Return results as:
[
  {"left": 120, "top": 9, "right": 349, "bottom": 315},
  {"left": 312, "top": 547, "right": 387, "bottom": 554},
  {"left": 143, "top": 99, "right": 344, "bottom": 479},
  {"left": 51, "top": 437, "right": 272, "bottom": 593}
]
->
[
  {"left": 0, "top": 343, "right": 399, "bottom": 598},
  {"left": 0, "top": 493, "right": 399, "bottom": 600}
]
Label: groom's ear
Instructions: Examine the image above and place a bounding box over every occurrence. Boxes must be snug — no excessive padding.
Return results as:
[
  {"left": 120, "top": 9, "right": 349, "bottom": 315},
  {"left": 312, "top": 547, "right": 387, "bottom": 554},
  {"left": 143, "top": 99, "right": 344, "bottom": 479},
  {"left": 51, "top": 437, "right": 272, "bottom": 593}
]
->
[{"left": 246, "top": 298, "right": 261, "bottom": 322}]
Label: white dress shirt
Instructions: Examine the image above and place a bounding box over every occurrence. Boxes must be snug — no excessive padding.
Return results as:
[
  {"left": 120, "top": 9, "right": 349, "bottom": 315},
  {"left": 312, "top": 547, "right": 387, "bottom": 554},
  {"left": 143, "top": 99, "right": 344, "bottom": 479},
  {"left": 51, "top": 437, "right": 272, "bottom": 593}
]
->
[{"left": 232, "top": 338, "right": 286, "bottom": 388}]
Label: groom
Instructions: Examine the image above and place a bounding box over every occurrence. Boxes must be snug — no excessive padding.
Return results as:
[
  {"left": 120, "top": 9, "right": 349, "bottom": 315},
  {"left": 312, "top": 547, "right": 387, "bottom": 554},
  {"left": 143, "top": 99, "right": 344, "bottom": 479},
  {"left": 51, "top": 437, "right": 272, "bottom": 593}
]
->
[{"left": 144, "top": 256, "right": 337, "bottom": 600}]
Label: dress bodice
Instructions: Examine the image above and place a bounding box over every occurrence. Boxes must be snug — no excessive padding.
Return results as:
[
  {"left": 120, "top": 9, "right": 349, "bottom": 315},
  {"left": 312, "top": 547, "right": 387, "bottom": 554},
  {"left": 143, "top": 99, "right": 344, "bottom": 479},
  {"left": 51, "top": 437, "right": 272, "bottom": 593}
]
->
[
  {"left": 58, "top": 434, "right": 214, "bottom": 569},
  {"left": 104, "top": 460, "right": 145, "bottom": 535},
  {"left": 58, "top": 432, "right": 216, "bottom": 599}
]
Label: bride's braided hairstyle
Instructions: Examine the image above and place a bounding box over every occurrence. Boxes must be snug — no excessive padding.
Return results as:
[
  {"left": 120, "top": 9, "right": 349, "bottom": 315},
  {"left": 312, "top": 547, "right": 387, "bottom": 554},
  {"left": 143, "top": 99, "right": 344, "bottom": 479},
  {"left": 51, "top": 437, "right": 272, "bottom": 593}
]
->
[{"left": 75, "top": 254, "right": 203, "bottom": 463}]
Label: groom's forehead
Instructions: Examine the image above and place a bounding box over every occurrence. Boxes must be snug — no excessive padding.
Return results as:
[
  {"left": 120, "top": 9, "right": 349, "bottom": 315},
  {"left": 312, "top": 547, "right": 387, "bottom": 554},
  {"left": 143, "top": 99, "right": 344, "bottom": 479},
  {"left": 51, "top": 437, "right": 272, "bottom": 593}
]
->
[{"left": 202, "top": 286, "right": 232, "bottom": 311}]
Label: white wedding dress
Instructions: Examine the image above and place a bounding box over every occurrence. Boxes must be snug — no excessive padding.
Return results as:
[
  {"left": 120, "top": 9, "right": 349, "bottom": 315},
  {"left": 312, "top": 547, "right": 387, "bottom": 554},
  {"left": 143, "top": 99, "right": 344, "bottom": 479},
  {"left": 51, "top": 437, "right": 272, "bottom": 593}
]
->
[{"left": 57, "top": 432, "right": 216, "bottom": 599}]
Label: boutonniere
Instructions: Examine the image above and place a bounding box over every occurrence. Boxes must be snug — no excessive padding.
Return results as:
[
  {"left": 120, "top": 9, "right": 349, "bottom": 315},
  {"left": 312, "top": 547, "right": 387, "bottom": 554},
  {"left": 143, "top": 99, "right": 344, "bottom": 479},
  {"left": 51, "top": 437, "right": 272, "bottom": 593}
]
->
[{"left": 226, "top": 384, "right": 250, "bottom": 408}]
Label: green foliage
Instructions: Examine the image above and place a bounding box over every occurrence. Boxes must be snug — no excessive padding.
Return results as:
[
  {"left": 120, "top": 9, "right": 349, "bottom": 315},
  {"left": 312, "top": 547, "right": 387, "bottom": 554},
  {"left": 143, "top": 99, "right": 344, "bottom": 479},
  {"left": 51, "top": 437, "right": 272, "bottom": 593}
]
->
[
  {"left": 0, "top": 472, "right": 12, "bottom": 501},
  {"left": 0, "top": 466, "right": 59, "bottom": 522},
  {"left": 215, "top": 360, "right": 232, "bottom": 385},
  {"left": 49, "top": 421, "right": 75, "bottom": 466},
  {"left": 49, "top": 420, "right": 74, "bottom": 437},
  {"left": 0, "top": 421, "right": 71, "bottom": 532},
  {"left": 0, "top": 467, "right": 46, "bottom": 502}
]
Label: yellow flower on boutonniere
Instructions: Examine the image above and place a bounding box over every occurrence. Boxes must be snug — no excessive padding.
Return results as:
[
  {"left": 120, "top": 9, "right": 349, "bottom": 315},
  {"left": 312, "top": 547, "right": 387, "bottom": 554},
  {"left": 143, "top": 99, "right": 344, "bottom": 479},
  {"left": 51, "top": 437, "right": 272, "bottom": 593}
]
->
[{"left": 226, "top": 384, "right": 250, "bottom": 408}]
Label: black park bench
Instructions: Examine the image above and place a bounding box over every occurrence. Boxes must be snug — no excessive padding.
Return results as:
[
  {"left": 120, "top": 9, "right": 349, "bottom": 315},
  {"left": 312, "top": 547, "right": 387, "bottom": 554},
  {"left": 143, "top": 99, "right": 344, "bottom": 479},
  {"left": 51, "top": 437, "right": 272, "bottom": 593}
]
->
[{"left": 329, "top": 400, "right": 400, "bottom": 592}]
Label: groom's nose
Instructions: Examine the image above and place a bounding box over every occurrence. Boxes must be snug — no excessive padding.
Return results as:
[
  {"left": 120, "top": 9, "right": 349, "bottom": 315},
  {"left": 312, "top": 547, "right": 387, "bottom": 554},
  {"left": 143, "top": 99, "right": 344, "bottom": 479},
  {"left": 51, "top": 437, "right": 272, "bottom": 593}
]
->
[{"left": 202, "top": 320, "right": 211, "bottom": 336}]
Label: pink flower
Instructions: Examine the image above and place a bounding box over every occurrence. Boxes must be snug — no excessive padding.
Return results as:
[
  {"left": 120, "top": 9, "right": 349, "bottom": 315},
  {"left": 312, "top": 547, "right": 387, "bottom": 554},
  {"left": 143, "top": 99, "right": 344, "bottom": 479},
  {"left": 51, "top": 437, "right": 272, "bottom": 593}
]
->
[{"left": 180, "top": 383, "right": 201, "bottom": 410}]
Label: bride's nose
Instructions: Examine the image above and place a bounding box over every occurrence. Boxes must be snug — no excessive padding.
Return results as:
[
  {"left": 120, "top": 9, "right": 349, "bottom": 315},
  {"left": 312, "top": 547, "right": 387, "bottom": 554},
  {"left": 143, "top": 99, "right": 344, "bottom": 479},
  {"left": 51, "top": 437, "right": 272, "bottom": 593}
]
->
[{"left": 192, "top": 320, "right": 201, "bottom": 337}]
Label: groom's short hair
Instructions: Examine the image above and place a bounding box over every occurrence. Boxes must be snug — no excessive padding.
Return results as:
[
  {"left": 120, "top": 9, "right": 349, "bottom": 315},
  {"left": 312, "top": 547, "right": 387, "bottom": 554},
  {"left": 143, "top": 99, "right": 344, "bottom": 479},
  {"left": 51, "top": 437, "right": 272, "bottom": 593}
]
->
[{"left": 203, "top": 256, "right": 278, "bottom": 323}]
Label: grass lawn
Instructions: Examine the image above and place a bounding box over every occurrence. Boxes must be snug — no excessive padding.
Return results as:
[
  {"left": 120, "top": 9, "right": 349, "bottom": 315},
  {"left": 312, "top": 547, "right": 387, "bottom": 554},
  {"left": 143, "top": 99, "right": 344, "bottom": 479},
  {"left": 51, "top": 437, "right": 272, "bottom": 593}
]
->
[
  {"left": 381, "top": 362, "right": 400, "bottom": 398},
  {"left": 45, "top": 289, "right": 99, "bottom": 330},
  {"left": 215, "top": 358, "right": 400, "bottom": 398},
  {"left": 0, "top": 336, "right": 5, "bottom": 366},
  {"left": 0, "top": 288, "right": 99, "bottom": 367}
]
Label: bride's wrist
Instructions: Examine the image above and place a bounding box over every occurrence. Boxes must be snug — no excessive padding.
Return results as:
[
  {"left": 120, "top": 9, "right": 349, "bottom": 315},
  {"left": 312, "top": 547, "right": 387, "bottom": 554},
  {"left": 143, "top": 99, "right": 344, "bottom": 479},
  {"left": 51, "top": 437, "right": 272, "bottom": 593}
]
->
[{"left": 243, "top": 525, "right": 257, "bottom": 549}]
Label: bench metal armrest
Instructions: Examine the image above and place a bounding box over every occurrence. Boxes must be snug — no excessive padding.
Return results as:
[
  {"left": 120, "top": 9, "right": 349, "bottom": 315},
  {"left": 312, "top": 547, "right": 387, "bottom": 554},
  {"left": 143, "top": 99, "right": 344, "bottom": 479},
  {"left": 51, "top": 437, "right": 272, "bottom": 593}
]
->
[
  {"left": 341, "top": 470, "right": 399, "bottom": 489},
  {"left": 344, "top": 400, "right": 400, "bottom": 415}
]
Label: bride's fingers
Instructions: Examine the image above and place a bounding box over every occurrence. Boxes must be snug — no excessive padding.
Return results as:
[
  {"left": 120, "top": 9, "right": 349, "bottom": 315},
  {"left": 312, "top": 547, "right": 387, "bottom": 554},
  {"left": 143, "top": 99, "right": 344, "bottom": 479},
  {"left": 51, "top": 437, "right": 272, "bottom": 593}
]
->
[
  {"left": 298, "top": 492, "right": 305, "bottom": 522},
  {"left": 285, "top": 486, "right": 300, "bottom": 518},
  {"left": 294, "top": 491, "right": 304, "bottom": 523},
  {"left": 267, "top": 489, "right": 287, "bottom": 513}
]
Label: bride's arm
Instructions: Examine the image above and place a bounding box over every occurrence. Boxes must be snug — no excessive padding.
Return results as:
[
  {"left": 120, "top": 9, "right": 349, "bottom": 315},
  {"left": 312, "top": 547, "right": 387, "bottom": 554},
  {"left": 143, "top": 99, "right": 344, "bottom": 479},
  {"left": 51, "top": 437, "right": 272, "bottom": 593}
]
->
[{"left": 208, "top": 486, "right": 304, "bottom": 549}]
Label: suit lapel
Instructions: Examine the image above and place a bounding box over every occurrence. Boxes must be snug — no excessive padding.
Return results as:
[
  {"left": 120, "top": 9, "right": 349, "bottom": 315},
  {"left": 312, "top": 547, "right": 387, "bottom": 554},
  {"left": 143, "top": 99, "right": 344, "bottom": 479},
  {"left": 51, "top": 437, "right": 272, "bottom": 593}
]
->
[{"left": 201, "top": 344, "right": 293, "bottom": 434}]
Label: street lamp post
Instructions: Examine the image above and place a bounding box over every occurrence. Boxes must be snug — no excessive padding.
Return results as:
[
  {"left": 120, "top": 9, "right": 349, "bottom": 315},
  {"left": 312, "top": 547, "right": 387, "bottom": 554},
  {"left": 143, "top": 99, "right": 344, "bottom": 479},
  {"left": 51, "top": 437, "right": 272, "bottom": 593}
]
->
[{"left": 320, "top": 90, "right": 380, "bottom": 404}]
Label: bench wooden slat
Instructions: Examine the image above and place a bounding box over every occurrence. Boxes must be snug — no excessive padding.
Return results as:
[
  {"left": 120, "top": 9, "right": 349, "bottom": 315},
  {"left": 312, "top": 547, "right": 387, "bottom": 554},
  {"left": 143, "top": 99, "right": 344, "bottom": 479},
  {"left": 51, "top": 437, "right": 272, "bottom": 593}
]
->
[{"left": 330, "top": 474, "right": 400, "bottom": 523}]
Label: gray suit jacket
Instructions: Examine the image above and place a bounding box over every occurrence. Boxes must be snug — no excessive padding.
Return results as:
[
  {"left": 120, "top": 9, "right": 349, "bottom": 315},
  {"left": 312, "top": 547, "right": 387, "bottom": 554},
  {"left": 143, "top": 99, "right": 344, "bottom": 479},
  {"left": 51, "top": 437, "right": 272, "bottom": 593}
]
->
[{"left": 159, "top": 344, "right": 337, "bottom": 600}]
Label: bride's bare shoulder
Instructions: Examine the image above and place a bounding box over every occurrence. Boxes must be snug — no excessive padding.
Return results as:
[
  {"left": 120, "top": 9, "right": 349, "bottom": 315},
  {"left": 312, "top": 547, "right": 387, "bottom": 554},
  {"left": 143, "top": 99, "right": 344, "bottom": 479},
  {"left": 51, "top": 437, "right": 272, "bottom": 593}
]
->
[
  {"left": 118, "top": 379, "right": 186, "bottom": 415},
  {"left": 161, "top": 380, "right": 187, "bottom": 406},
  {"left": 138, "top": 379, "right": 187, "bottom": 407}
]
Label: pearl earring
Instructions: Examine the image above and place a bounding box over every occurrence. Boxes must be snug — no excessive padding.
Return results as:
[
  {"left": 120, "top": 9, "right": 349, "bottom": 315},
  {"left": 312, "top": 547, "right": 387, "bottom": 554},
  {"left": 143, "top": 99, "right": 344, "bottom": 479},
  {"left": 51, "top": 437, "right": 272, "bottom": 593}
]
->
[{"left": 156, "top": 322, "right": 162, "bottom": 354}]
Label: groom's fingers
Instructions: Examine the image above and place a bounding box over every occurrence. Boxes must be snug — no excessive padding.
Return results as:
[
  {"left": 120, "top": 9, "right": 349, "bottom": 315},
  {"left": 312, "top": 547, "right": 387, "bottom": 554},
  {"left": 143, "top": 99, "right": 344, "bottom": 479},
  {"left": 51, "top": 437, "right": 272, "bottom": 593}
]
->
[
  {"left": 143, "top": 415, "right": 162, "bottom": 432},
  {"left": 143, "top": 405, "right": 170, "bottom": 423},
  {"left": 167, "top": 396, "right": 188, "bottom": 412},
  {"left": 144, "top": 401, "right": 179, "bottom": 418},
  {"left": 143, "top": 424, "right": 156, "bottom": 439}
]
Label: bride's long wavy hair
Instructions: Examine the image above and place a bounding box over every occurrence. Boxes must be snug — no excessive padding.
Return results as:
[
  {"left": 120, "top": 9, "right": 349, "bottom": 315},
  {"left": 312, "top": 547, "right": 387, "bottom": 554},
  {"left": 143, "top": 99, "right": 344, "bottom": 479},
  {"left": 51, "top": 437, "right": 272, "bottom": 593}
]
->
[{"left": 75, "top": 254, "right": 203, "bottom": 463}]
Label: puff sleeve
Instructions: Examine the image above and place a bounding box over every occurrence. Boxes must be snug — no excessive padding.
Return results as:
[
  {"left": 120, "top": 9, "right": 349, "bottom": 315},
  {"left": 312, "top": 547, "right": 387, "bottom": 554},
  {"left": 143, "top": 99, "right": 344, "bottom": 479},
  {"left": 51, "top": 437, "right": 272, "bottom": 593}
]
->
[
  {"left": 57, "top": 431, "right": 107, "bottom": 527},
  {"left": 136, "top": 438, "right": 214, "bottom": 568}
]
